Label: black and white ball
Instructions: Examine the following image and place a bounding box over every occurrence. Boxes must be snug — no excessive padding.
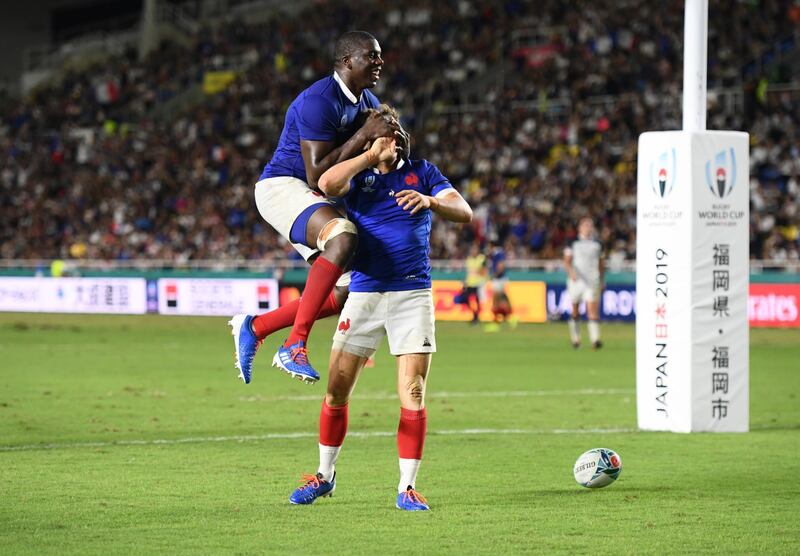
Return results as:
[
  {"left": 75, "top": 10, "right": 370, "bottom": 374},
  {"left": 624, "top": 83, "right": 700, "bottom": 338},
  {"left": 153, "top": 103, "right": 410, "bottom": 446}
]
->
[{"left": 573, "top": 448, "right": 622, "bottom": 488}]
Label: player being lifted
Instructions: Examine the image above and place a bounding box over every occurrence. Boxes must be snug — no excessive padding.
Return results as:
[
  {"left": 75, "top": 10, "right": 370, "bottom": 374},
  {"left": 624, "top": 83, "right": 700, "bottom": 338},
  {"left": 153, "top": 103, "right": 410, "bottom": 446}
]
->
[
  {"left": 228, "top": 31, "right": 404, "bottom": 385},
  {"left": 563, "top": 218, "right": 605, "bottom": 349},
  {"left": 286, "top": 106, "right": 472, "bottom": 511}
]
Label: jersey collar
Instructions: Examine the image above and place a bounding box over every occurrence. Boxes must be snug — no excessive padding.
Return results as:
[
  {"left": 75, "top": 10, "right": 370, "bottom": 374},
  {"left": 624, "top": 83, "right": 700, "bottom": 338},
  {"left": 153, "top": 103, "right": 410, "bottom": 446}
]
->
[
  {"left": 371, "top": 158, "right": 405, "bottom": 173},
  {"left": 333, "top": 71, "right": 360, "bottom": 105}
]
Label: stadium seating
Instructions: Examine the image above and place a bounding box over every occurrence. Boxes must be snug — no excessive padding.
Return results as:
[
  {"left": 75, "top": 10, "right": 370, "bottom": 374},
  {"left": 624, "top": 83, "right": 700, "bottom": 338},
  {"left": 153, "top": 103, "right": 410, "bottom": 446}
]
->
[{"left": 1, "top": 0, "right": 798, "bottom": 263}]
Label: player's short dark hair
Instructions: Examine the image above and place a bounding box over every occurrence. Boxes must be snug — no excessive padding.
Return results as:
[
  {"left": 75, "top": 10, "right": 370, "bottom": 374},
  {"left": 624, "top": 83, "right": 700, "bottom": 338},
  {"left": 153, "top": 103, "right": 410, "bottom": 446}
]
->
[{"left": 334, "top": 31, "right": 377, "bottom": 64}]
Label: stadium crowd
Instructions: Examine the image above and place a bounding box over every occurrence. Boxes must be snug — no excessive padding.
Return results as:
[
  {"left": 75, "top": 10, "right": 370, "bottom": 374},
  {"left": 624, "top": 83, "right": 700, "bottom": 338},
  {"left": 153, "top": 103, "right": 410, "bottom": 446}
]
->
[{"left": 1, "top": 0, "right": 798, "bottom": 263}]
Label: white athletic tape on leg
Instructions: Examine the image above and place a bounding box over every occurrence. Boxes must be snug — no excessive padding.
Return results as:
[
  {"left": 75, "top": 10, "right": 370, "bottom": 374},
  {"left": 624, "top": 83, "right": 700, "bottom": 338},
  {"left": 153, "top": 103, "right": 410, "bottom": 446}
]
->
[
  {"left": 336, "top": 271, "right": 352, "bottom": 288},
  {"left": 317, "top": 218, "right": 356, "bottom": 251},
  {"left": 332, "top": 340, "right": 376, "bottom": 359}
]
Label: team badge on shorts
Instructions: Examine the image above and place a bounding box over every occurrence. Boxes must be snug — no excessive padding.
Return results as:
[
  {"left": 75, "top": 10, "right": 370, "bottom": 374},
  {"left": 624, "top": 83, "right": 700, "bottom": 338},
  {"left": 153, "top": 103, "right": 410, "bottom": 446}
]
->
[{"left": 337, "top": 318, "right": 351, "bottom": 334}]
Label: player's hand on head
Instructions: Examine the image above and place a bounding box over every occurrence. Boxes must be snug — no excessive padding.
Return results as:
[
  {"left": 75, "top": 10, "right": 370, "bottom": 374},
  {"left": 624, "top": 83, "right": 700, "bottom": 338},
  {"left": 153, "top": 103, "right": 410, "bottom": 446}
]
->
[
  {"left": 369, "top": 137, "right": 396, "bottom": 162},
  {"left": 355, "top": 108, "right": 379, "bottom": 128},
  {"left": 361, "top": 111, "right": 401, "bottom": 140},
  {"left": 395, "top": 189, "right": 431, "bottom": 215},
  {"left": 394, "top": 127, "right": 410, "bottom": 157}
]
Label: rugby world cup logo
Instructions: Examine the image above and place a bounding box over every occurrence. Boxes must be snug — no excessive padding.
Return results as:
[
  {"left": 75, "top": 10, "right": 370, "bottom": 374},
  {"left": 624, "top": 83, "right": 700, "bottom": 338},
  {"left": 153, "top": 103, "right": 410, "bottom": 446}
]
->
[
  {"left": 362, "top": 174, "right": 376, "bottom": 192},
  {"left": 649, "top": 148, "right": 677, "bottom": 198},
  {"left": 705, "top": 148, "right": 737, "bottom": 199}
]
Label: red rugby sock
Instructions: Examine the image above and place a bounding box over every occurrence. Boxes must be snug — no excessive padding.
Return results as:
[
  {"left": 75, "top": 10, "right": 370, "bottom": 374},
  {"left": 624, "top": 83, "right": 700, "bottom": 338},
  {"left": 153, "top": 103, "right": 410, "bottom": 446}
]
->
[
  {"left": 252, "top": 291, "right": 340, "bottom": 341},
  {"left": 320, "top": 400, "right": 349, "bottom": 447},
  {"left": 397, "top": 407, "right": 427, "bottom": 460},
  {"left": 285, "top": 257, "right": 343, "bottom": 347}
]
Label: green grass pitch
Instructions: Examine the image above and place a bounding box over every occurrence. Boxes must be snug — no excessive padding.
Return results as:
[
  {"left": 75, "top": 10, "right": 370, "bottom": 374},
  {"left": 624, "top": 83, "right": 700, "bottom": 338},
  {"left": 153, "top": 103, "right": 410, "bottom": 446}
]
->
[{"left": 1, "top": 313, "right": 798, "bottom": 554}]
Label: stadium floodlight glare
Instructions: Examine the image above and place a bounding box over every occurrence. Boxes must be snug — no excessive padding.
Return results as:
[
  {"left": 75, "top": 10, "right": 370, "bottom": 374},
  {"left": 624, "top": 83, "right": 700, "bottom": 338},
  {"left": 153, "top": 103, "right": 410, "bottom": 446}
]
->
[{"left": 635, "top": 0, "right": 750, "bottom": 433}]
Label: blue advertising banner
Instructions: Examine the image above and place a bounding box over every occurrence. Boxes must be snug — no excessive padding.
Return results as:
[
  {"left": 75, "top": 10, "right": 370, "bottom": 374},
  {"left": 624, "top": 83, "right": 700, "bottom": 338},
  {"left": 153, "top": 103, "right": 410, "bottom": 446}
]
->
[{"left": 546, "top": 284, "right": 637, "bottom": 321}]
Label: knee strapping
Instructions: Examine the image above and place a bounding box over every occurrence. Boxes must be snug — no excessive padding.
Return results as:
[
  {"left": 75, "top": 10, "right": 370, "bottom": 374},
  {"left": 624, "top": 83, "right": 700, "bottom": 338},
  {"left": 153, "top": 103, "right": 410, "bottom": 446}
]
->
[{"left": 317, "top": 218, "right": 357, "bottom": 251}]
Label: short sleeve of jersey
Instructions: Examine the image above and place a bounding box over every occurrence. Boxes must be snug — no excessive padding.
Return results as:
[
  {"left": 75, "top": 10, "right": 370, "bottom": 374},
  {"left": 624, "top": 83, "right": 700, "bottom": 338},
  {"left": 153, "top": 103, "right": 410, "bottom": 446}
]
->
[
  {"left": 297, "top": 94, "right": 338, "bottom": 142},
  {"left": 363, "top": 90, "right": 381, "bottom": 109},
  {"left": 344, "top": 171, "right": 367, "bottom": 201},
  {"left": 421, "top": 160, "right": 453, "bottom": 197}
]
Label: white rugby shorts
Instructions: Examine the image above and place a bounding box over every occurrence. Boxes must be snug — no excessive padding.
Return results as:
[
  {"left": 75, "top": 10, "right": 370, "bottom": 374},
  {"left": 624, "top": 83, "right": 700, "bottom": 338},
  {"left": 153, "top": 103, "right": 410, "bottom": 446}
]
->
[
  {"left": 567, "top": 278, "right": 600, "bottom": 304},
  {"left": 490, "top": 277, "right": 508, "bottom": 294},
  {"left": 254, "top": 176, "right": 351, "bottom": 287},
  {"left": 332, "top": 289, "right": 436, "bottom": 357},
  {"left": 254, "top": 176, "right": 334, "bottom": 261}
]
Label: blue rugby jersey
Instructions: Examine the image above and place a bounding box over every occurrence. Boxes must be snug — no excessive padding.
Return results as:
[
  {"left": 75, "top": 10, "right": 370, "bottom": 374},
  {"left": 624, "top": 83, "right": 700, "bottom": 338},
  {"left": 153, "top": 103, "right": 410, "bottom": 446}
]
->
[
  {"left": 344, "top": 159, "right": 454, "bottom": 292},
  {"left": 260, "top": 73, "right": 380, "bottom": 183},
  {"left": 490, "top": 248, "right": 507, "bottom": 279}
]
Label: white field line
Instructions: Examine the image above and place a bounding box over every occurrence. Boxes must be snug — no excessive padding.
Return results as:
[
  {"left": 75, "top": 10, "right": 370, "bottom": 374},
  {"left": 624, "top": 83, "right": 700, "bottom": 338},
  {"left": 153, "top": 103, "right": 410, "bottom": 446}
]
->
[
  {"left": 0, "top": 427, "right": 636, "bottom": 453},
  {"left": 238, "top": 388, "right": 634, "bottom": 403}
]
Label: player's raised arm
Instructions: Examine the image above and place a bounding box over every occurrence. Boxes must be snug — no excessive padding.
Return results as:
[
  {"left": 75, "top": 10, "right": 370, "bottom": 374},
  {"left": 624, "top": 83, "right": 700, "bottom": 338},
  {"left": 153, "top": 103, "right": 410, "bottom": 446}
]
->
[
  {"left": 318, "top": 137, "right": 397, "bottom": 197},
  {"left": 302, "top": 113, "right": 400, "bottom": 188},
  {"left": 395, "top": 188, "right": 472, "bottom": 223},
  {"left": 395, "top": 161, "right": 472, "bottom": 223}
]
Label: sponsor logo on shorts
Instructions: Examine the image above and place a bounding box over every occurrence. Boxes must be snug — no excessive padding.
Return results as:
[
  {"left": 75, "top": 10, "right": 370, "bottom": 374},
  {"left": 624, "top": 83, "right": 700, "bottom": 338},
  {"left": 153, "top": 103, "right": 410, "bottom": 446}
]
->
[{"left": 422, "top": 337, "right": 432, "bottom": 347}]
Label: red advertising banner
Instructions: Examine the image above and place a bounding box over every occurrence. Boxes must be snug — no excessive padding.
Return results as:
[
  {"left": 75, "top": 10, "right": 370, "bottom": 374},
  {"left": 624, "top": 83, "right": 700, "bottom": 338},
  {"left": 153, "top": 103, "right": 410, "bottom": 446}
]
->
[{"left": 748, "top": 283, "right": 800, "bottom": 328}]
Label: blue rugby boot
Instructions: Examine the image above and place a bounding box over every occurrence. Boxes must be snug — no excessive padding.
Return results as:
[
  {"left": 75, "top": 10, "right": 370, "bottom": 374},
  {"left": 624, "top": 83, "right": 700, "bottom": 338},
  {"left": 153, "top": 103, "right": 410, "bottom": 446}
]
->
[
  {"left": 272, "top": 340, "right": 320, "bottom": 383},
  {"left": 289, "top": 473, "right": 335, "bottom": 505},
  {"left": 396, "top": 487, "right": 430, "bottom": 511},
  {"left": 228, "top": 314, "right": 261, "bottom": 384}
]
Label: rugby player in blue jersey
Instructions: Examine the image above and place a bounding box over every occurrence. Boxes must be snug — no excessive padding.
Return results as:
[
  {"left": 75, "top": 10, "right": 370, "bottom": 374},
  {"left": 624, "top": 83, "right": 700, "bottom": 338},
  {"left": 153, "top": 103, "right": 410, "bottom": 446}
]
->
[
  {"left": 229, "top": 31, "right": 404, "bottom": 385},
  {"left": 287, "top": 105, "right": 472, "bottom": 511}
]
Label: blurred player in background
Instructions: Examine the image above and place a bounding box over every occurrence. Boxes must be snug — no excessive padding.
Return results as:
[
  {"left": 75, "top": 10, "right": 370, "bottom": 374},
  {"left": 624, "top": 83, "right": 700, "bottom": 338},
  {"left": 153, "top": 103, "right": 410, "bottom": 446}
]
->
[
  {"left": 464, "top": 243, "right": 487, "bottom": 325},
  {"left": 563, "top": 218, "right": 605, "bottom": 349},
  {"left": 286, "top": 106, "right": 472, "bottom": 511},
  {"left": 484, "top": 240, "right": 517, "bottom": 332},
  {"left": 228, "top": 31, "right": 404, "bottom": 385}
]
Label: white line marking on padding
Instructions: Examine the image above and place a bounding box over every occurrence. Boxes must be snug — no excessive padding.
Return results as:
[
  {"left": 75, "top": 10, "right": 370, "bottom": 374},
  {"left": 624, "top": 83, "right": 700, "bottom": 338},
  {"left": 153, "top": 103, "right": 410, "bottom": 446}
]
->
[{"left": 0, "top": 427, "right": 636, "bottom": 453}]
